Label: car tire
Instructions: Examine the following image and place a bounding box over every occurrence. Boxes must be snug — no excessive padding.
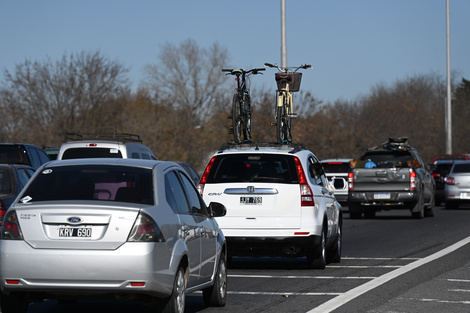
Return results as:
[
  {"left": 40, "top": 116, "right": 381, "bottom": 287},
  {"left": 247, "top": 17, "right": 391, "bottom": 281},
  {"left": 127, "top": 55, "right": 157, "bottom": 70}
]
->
[
  {"left": 0, "top": 291, "right": 28, "bottom": 313},
  {"left": 327, "top": 223, "right": 342, "bottom": 263},
  {"left": 307, "top": 228, "right": 326, "bottom": 269},
  {"left": 348, "top": 202, "right": 362, "bottom": 219},
  {"left": 411, "top": 193, "right": 424, "bottom": 219},
  {"left": 203, "top": 252, "right": 227, "bottom": 307},
  {"left": 159, "top": 266, "right": 187, "bottom": 313},
  {"left": 425, "top": 194, "right": 435, "bottom": 217}
]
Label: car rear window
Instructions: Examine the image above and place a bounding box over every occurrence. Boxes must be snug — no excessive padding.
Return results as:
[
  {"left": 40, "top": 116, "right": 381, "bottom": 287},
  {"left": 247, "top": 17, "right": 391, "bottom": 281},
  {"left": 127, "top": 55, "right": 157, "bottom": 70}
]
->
[
  {"left": 0, "top": 169, "right": 12, "bottom": 195},
  {"left": 206, "top": 154, "right": 298, "bottom": 183},
  {"left": 62, "top": 147, "right": 123, "bottom": 159},
  {"left": 452, "top": 163, "right": 470, "bottom": 173},
  {"left": 321, "top": 162, "right": 350, "bottom": 173},
  {"left": 0, "top": 146, "right": 28, "bottom": 166},
  {"left": 20, "top": 165, "right": 153, "bottom": 204}
]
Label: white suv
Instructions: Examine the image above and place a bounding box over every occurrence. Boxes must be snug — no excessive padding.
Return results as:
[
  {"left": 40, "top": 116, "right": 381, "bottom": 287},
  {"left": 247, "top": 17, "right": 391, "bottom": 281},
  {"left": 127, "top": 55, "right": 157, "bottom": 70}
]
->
[{"left": 197, "top": 143, "right": 342, "bottom": 269}]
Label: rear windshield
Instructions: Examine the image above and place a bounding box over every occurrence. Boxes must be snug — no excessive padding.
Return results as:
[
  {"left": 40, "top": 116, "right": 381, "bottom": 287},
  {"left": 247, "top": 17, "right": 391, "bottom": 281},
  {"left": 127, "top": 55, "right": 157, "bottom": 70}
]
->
[
  {"left": 62, "top": 147, "right": 123, "bottom": 159},
  {"left": 0, "top": 146, "right": 28, "bottom": 165},
  {"left": 321, "top": 162, "right": 350, "bottom": 173},
  {"left": 360, "top": 151, "right": 414, "bottom": 168},
  {"left": 206, "top": 154, "right": 298, "bottom": 184},
  {"left": 452, "top": 163, "right": 470, "bottom": 173},
  {"left": 0, "top": 169, "right": 12, "bottom": 195},
  {"left": 20, "top": 165, "right": 153, "bottom": 204}
]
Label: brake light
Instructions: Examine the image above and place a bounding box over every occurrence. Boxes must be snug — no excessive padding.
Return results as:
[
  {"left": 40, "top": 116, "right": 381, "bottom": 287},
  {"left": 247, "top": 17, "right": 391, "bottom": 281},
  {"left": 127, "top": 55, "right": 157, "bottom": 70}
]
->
[
  {"left": 410, "top": 169, "right": 416, "bottom": 190},
  {"left": 88, "top": 143, "right": 97, "bottom": 147},
  {"left": 294, "top": 157, "right": 314, "bottom": 206},
  {"left": 0, "top": 200, "right": 4, "bottom": 225},
  {"left": 446, "top": 177, "right": 455, "bottom": 185},
  {"left": 127, "top": 213, "right": 165, "bottom": 242},
  {"left": 1, "top": 211, "right": 23, "bottom": 240},
  {"left": 197, "top": 156, "right": 217, "bottom": 196},
  {"left": 348, "top": 172, "right": 354, "bottom": 190}
]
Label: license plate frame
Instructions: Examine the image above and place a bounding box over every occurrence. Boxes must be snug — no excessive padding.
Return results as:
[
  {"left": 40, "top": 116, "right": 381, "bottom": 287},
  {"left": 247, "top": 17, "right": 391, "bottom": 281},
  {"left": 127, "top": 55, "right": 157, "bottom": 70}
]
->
[
  {"left": 374, "top": 193, "right": 391, "bottom": 200},
  {"left": 59, "top": 227, "right": 92, "bottom": 238},
  {"left": 240, "top": 196, "right": 262, "bottom": 205}
]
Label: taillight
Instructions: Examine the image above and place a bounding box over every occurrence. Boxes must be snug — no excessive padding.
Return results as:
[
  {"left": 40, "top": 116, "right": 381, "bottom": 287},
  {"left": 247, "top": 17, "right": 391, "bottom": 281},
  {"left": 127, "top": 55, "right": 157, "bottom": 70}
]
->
[
  {"left": 1, "top": 210, "right": 23, "bottom": 240},
  {"left": 0, "top": 200, "right": 5, "bottom": 225},
  {"left": 127, "top": 213, "right": 165, "bottom": 242},
  {"left": 197, "top": 156, "right": 217, "bottom": 196},
  {"left": 410, "top": 169, "right": 416, "bottom": 190},
  {"left": 294, "top": 157, "right": 314, "bottom": 206},
  {"left": 446, "top": 177, "right": 455, "bottom": 185},
  {"left": 348, "top": 172, "right": 354, "bottom": 190}
]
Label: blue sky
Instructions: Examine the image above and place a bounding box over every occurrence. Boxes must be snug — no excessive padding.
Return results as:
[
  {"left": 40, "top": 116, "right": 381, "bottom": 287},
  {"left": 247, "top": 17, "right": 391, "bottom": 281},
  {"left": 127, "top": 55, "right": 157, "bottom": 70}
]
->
[{"left": 1, "top": 1, "right": 469, "bottom": 103}]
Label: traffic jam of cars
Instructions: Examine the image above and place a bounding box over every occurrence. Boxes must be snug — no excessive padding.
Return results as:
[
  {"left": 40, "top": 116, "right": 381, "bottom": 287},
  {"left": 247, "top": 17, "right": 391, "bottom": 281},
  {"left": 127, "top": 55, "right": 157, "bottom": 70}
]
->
[{"left": 0, "top": 136, "right": 469, "bottom": 313}]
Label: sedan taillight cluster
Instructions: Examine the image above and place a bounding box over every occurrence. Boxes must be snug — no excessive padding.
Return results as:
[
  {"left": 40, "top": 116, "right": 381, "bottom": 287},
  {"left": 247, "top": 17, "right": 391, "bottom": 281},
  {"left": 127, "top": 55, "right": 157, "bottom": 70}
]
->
[{"left": 1, "top": 211, "right": 23, "bottom": 240}]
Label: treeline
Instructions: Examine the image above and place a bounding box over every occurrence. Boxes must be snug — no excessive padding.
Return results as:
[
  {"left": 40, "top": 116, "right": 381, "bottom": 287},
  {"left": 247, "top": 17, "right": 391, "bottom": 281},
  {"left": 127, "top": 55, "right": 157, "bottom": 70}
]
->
[{"left": 1, "top": 40, "right": 469, "bottom": 172}]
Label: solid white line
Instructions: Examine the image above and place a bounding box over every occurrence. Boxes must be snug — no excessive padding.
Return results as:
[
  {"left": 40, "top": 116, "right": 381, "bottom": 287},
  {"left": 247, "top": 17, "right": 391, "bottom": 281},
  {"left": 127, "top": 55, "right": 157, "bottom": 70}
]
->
[
  {"left": 307, "top": 235, "right": 470, "bottom": 313},
  {"left": 406, "top": 297, "right": 470, "bottom": 305},
  {"left": 328, "top": 265, "right": 401, "bottom": 268},
  {"left": 342, "top": 257, "right": 420, "bottom": 261},
  {"left": 449, "top": 289, "right": 470, "bottom": 293},
  {"left": 229, "top": 274, "right": 375, "bottom": 279},
  {"left": 448, "top": 278, "right": 470, "bottom": 283},
  {"left": 228, "top": 291, "right": 342, "bottom": 296}
]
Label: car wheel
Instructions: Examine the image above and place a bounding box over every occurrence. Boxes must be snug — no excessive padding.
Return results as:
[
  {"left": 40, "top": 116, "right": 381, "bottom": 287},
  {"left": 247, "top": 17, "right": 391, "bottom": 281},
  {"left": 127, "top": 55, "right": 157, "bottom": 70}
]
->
[
  {"left": 348, "top": 202, "right": 362, "bottom": 219},
  {"left": 411, "top": 193, "right": 424, "bottom": 219},
  {"left": 203, "top": 252, "right": 227, "bottom": 307},
  {"left": 0, "top": 291, "right": 28, "bottom": 313},
  {"left": 327, "top": 223, "right": 342, "bottom": 263},
  {"left": 159, "top": 266, "right": 187, "bottom": 313},
  {"left": 425, "top": 194, "right": 435, "bottom": 217},
  {"left": 307, "top": 228, "right": 326, "bottom": 269}
]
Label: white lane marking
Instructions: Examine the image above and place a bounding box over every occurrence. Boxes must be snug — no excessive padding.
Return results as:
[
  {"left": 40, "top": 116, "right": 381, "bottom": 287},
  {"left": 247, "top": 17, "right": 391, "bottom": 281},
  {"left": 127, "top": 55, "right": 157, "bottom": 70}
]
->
[
  {"left": 328, "top": 265, "right": 401, "bottom": 268},
  {"left": 449, "top": 289, "right": 470, "bottom": 292},
  {"left": 307, "top": 235, "right": 470, "bottom": 313},
  {"left": 342, "top": 257, "right": 420, "bottom": 260},
  {"left": 404, "top": 297, "right": 470, "bottom": 305},
  {"left": 229, "top": 274, "right": 376, "bottom": 279},
  {"left": 228, "top": 291, "right": 342, "bottom": 296},
  {"left": 448, "top": 279, "right": 470, "bottom": 283}
]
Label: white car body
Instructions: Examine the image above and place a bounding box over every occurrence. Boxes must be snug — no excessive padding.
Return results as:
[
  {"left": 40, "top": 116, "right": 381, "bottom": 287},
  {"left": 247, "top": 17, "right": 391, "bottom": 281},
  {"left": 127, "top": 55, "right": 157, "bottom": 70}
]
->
[{"left": 197, "top": 143, "right": 342, "bottom": 269}]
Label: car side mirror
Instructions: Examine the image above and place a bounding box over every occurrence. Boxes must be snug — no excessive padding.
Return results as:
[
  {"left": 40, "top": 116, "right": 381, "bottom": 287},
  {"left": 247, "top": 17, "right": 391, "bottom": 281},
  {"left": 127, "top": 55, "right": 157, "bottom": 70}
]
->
[{"left": 208, "top": 202, "right": 227, "bottom": 217}]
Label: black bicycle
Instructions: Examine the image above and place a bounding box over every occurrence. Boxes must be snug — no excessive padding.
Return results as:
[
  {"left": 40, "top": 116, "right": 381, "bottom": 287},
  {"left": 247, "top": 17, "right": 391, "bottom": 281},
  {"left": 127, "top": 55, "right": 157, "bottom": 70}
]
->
[
  {"left": 265, "top": 63, "right": 312, "bottom": 144},
  {"left": 222, "top": 67, "right": 265, "bottom": 143}
]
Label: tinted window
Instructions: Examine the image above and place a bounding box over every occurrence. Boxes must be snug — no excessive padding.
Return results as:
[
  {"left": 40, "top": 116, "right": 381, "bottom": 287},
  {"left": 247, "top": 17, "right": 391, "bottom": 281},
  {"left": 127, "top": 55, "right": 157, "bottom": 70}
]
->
[
  {"left": 165, "top": 171, "right": 190, "bottom": 214},
  {"left": 179, "top": 172, "right": 208, "bottom": 215},
  {"left": 62, "top": 148, "right": 123, "bottom": 159},
  {"left": 21, "top": 165, "right": 153, "bottom": 204},
  {"left": 17, "top": 168, "right": 33, "bottom": 187},
  {"left": 452, "top": 163, "right": 470, "bottom": 173},
  {"left": 131, "top": 152, "right": 141, "bottom": 159},
  {"left": 362, "top": 151, "right": 413, "bottom": 168},
  {"left": 321, "top": 162, "right": 350, "bottom": 173},
  {"left": 27, "top": 147, "right": 41, "bottom": 168},
  {"left": 0, "top": 169, "right": 12, "bottom": 195},
  {"left": 207, "top": 154, "right": 298, "bottom": 183},
  {"left": 37, "top": 149, "right": 51, "bottom": 163},
  {"left": 0, "top": 146, "right": 26, "bottom": 165}
]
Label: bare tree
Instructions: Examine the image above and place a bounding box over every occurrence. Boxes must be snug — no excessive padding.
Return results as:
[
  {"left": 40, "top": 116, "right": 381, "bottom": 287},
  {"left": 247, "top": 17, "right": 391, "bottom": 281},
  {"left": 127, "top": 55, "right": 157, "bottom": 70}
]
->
[
  {"left": 145, "top": 39, "right": 230, "bottom": 124},
  {"left": 0, "top": 51, "right": 129, "bottom": 146}
]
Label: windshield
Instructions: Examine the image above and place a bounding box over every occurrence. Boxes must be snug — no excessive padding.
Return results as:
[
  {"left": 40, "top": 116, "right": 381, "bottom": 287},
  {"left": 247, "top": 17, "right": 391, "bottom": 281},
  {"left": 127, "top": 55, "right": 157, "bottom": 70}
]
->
[
  {"left": 206, "top": 154, "right": 298, "bottom": 183},
  {"left": 20, "top": 165, "right": 153, "bottom": 204}
]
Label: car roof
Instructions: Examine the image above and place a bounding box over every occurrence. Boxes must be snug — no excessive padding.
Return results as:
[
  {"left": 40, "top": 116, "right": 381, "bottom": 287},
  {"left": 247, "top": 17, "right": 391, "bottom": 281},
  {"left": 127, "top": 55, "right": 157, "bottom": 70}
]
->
[
  {"left": 214, "top": 142, "right": 310, "bottom": 156},
  {"left": 43, "top": 158, "right": 169, "bottom": 170},
  {"left": 320, "top": 158, "right": 352, "bottom": 163}
]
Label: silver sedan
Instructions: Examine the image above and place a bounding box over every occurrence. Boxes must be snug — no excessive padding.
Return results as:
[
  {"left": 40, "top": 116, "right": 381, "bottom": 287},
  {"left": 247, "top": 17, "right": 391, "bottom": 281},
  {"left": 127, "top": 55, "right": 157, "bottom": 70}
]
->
[
  {"left": 0, "top": 158, "right": 227, "bottom": 313},
  {"left": 444, "top": 160, "right": 470, "bottom": 210}
]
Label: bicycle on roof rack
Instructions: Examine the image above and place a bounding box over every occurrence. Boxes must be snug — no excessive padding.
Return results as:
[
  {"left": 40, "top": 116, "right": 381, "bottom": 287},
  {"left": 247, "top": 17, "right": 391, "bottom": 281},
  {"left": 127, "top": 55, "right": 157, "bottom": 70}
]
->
[
  {"left": 265, "top": 62, "right": 312, "bottom": 144},
  {"left": 222, "top": 67, "right": 265, "bottom": 144}
]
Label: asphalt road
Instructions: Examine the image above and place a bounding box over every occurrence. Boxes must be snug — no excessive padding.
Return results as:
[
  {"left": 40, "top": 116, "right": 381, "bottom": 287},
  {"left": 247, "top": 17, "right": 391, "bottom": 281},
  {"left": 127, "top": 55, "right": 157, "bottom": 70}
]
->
[{"left": 21, "top": 204, "right": 470, "bottom": 313}]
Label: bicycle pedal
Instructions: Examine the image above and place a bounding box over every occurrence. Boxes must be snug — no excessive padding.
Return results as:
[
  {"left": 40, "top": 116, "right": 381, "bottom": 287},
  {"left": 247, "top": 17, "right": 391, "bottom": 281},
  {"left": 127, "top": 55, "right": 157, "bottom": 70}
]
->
[
  {"left": 270, "top": 123, "right": 277, "bottom": 126},
  {"left": 288, "top": 113, "right": 298, "bottom": 118}
]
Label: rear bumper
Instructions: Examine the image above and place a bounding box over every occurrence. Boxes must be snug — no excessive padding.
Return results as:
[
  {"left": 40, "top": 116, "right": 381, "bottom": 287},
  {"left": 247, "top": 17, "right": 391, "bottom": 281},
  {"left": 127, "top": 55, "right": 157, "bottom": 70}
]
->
[
  {"left": 226, "top": 235, "right": 322, "bottom": 258},
  {"left": 0, "top": 241, "right": 174, "bottom": 299},
  {"left": 348, "top": 191, "right": 417, "bottom": 206}
]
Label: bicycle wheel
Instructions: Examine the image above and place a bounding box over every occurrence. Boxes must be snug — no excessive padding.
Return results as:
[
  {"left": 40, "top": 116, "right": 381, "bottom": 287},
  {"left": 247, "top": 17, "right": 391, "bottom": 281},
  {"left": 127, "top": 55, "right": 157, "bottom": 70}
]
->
[
  {"left": 276, "top": 101, "right": 292, "bottom": 143},
  {"left": 232, "top": 94, "right": 242, "bottom": 143},
  {"left": 243, "top": 93, "right": 252, "bottom": 141}
]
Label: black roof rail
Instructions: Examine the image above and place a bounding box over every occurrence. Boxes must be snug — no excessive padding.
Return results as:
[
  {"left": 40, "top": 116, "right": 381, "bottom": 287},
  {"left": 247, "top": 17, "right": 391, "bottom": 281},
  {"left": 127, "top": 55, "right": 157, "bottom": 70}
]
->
[
  {"left": 218, "top": 141, "right": 307, "bottom": 153},
  {"left": 369, "top": 137, "right": 411, "bottom": 151},
  {"left": 64, "top": 132, "right": 143, "bottom": 143}
]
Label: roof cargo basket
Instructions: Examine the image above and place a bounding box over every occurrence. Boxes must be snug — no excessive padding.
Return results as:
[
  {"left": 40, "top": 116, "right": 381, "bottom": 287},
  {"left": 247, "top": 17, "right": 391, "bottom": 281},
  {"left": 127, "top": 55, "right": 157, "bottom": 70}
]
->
[{"left": 64, "top": 132, "right": 143, "bottom": 143}]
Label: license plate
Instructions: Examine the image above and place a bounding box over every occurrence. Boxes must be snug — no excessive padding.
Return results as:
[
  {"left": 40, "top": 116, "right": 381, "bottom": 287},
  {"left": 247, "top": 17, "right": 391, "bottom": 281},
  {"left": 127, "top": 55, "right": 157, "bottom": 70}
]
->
[
  {"left": 59, "top": 227, "right": 92, "bottom": 237},
  {"left": 240, "top": 196, "right": 262, "bottom": 205},
  {"left": 374, "top": 193, "right": 390, "bottom": 199}
]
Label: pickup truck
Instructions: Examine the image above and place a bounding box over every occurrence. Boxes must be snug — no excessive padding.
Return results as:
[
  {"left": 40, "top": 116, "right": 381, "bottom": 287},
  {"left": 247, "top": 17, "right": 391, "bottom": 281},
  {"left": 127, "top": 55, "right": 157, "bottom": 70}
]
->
[{"left": 348, "top": 137, "right": 435, "bottom": 219}]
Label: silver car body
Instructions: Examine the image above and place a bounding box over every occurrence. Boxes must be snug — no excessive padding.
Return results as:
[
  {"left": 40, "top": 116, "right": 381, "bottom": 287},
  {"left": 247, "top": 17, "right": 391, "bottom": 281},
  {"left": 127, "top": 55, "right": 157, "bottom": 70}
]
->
[
  {"left": 320, "top": 158, "right": 351, "bottom": 204},
  {"left": 0, "top": 158, "right": 225, "bottom": 307},
  {"left": 444, "top": 160, "right": 470, "bottom": 209}
]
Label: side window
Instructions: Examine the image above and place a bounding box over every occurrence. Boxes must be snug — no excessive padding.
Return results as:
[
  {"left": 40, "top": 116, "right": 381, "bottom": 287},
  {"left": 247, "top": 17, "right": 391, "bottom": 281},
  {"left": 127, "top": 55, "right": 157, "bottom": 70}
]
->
[
  {"left": 308, "top": 155, "right": 326, "bottom": 186},
  {"left": 179, "top": 172, "right": 208, "bottom": 216},
  {"left": 164, "top": 171, "right": 190, "bottom": 214},
  {"left": 131, "top": 152, "right": 140, "bottom": 159},
  {"left": 27, "top": 147, "right": 41, "bottom": 168},
  {"left": 141, "top": 153, "right": 150, "bottom": 160},
  {"left": 17, "top": 169, "right": 32, "bottom": 187},
  {"left": 38, "top": 149, "right": 51, "bottom": 163}
]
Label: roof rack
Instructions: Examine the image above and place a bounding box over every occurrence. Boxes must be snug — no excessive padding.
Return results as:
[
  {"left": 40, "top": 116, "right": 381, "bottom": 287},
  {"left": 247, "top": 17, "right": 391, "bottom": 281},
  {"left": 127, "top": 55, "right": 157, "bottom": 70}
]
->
[
  {"left": 218, "top": 141, "right": 307, "bottom": 153},
  {"left": 369, "top": 137, "right": 411, "bottom": 151},
  {"left": 64, "top": 132, "right": 143, "bottom": 143}
]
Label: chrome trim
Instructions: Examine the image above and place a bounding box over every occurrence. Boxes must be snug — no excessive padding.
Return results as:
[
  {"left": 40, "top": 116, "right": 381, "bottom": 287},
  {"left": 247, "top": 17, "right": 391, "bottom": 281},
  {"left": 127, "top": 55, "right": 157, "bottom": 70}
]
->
[{"left": 224, "top": 188, "right": 278, "bottom": 195}]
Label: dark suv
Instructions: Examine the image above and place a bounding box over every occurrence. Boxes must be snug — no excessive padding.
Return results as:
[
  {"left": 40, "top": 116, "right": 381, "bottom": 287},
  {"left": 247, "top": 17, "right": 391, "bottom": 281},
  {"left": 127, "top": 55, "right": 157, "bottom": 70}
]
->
[{"left": 0, "top": 144, "right": 51, "bottom": 169}]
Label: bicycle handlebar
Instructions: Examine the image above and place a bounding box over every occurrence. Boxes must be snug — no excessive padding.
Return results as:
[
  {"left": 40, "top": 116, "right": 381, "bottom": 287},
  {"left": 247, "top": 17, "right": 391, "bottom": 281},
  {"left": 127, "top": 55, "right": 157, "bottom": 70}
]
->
[
  {"left": 222, "top": 68, "right": 265, "bottom": 75},
  {"left": 264, "top": 63, "right": 312, "bottom": 72}
]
